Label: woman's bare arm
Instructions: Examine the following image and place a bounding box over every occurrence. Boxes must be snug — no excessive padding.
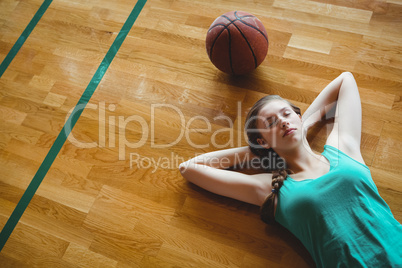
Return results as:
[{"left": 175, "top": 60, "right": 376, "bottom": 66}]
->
[
  {"left": 302, "top": 73, "right": 345, "bottom": 130},
  {"left": 179, "top": 147, "right": 272, "bottom": 206},
  {"left": 302, "top": 72, "right": 364, "bottom": 163}
]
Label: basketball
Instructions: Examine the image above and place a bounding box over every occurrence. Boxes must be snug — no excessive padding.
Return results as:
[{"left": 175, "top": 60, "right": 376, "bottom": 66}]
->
[{"left": 206, "top": 11, "right": 269, "bottom": 75}]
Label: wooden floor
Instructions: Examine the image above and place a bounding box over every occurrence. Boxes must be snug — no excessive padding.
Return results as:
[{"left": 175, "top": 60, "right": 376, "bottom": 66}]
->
[{"left": 1, "top": 0, "right": 401, "bottom": 267}]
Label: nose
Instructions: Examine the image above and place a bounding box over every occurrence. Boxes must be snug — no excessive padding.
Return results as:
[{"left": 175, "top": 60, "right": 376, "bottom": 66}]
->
[{"left": 280, "top": 118, "right": 289, "bottom": 128}]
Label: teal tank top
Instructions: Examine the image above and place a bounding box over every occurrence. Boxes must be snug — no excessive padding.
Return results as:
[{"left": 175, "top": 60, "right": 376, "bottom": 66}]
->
[{"left": 275, "top": 145, "right": 402, "bottom": 268}]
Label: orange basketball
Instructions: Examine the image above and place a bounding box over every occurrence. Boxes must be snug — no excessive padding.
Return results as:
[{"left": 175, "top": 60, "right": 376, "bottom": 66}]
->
[{"left": 206, "top": 11, "right": 269, "bottom": 75}]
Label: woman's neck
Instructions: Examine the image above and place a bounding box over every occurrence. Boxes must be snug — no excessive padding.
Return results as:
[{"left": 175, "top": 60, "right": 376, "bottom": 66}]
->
[{"left": 276, "top": 144, "right": 322, "bottom": 174}]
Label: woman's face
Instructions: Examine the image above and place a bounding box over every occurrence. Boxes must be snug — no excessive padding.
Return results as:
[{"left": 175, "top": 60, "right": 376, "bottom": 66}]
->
[{"left": 256, "top": 100, "right": 303, "bottom": 151}]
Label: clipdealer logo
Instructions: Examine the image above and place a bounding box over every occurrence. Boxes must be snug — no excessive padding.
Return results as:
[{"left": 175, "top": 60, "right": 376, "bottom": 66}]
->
[{"left": 64, "top": 101, "right": 245, "bottom": 160}]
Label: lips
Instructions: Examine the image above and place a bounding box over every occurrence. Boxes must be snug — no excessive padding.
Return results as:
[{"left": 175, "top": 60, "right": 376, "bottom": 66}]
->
[{"left": 283, "top": 128, "right": 297, "bottom": 137}]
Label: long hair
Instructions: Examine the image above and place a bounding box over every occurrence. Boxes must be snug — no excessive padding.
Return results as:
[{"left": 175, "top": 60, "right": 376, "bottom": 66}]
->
[{"left": 244, "top": 95, "right": 301, "bottom": 224}]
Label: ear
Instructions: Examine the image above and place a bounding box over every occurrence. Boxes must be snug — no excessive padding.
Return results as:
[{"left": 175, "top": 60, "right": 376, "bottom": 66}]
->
[{"left": 257, "top": 138, "right": 270, "bottom": 149}]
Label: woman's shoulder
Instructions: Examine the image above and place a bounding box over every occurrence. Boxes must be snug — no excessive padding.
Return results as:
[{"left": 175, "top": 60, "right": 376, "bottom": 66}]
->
[
  {"left": 323, "top": 143, "right": 366, "bottom": 167},
  {"left": 248, "top": 172, "right": 274, "bottom": 206}
]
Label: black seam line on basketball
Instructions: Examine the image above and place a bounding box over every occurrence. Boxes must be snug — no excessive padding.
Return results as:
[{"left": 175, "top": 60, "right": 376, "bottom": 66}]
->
[
  {"left": 220, "top": 13, "right": 254, "bottom": 24},
  {"left": 220, "top": 15, "right": 237, "bottom": 25},
  {"left": 219, "top": 14, "right": 257, "bottom": 71},
  {"left": 209, "top": 14, "right": 255, "bottom": 31},
  {"left": 228, "top": 27, "right": 235, "bottom": 74},
  {"left": 234, "top": 11, "right": 268, "bottom": 43},
  {"left": 208, "top": 21, "right": 238, "bottom": 60},
  {"left": 238, "top": 15, "right": 254, "bottom": 19},
  {"left": 208, "top": 15, "right": 239, "bottom": 58},
  {"left": 209, "top": 25, "right": 229, "bottom": 59},
  {"left": 228, "top": 18, "right": 258, "bottom": 69},
  {"left": 234, "top": 11, "right": 254, "bottom": 19},
  {"left": 236, "top": 20, "right": 268, "bottom": 43},
  {"left": 220, "top": 15, "right": 240, "bottom": 74}
]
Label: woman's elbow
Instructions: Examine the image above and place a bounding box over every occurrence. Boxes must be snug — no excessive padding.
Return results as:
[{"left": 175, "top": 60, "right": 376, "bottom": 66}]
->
[
  {"left": 179, "top": 161, "right": 193, "bottom": 178},
  {"left": 342, "top": 71, "right": 355, "bottom": 79},
  {"left": 179, "top": 162, "right": 187, "bottom": 174}
]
